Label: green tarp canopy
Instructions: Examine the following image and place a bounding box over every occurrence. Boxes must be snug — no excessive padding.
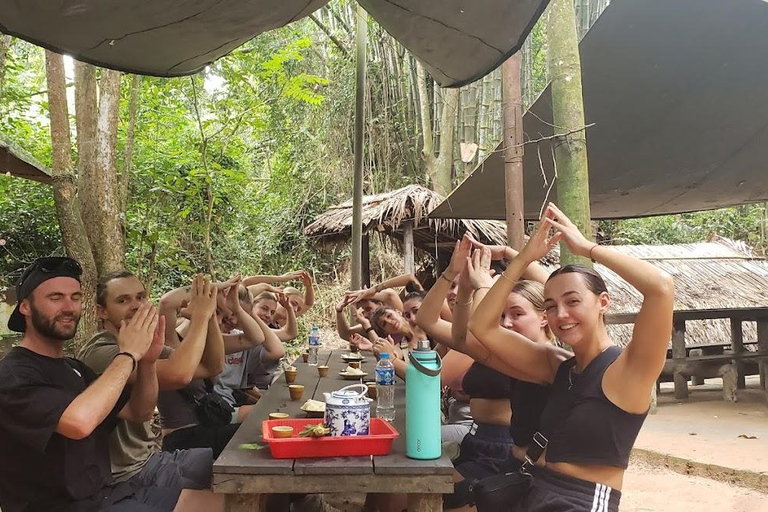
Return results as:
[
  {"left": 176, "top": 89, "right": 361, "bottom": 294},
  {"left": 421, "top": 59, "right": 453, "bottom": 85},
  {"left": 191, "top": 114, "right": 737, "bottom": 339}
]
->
[
  {"left": 0, "top": 0, "right": 550, "bottom": 87},
  {"left": 431, "top": 0, "right": 768, "bottom": 220}
]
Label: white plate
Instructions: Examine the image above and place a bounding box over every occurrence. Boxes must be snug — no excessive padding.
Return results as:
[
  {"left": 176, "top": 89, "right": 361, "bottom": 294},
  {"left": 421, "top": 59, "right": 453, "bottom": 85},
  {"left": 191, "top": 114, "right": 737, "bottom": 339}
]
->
[
  {"left": 339, "top": 372, "right": 368, "bottom": 380},
  {"left": 341, "top": 353, "right": 365, "bottom": 361}
]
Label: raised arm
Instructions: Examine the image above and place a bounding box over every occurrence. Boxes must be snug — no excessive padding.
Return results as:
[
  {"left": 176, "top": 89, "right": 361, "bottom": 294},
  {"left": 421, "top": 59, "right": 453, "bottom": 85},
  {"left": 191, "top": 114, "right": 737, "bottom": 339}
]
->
[
  {"left": 416, "top": 239, "right": 468, "bottom": 348},
  {"left": 58, "top": 305, "right": 156, "bottom": 440},
  {"left": 221, "top": 284, "right": 267, "bottom": 354},
  {"left": 299, "top": 271, "right": 315, "bottom": 314},
  {"left": 545, "top": 204, "right": 674, "bottom": 410},
  {"left": 273, "top": 296, "right": 298, "bottom": 342},
  {"left": 467, "top": 234, "right": 549, "bottom": 284},
  {"left": 242, "top": 271, "right": 303, "bottom": 287},
  {"left": 469, "top": 222, "right": 570, "bottom": 385},
  {"left": 119, "top": 314, "right": 167, "bottom": 423},
  {"left": 253, "top": 311, "right": 286, "bottom": 362}
]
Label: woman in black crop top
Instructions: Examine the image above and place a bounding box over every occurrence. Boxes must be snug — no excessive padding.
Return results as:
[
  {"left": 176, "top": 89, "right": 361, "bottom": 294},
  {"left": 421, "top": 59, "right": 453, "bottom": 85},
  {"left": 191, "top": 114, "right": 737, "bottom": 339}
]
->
[
  {"left": 469, "top": 203, "right": 674, "bottom": 512},
  {"left": 416, "top": 236, "right": 554, "bottom": 511}
]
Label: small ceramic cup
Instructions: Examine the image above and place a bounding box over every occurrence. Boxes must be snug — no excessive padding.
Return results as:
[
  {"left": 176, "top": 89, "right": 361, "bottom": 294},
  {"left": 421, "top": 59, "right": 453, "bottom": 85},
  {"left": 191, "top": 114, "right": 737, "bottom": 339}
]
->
[
  {"left": 272, "top": 426, "right": 294, "bottom": 438},
  {"left": 269, "top": 412, "right": 290, "bottom": 420},
  {"left": 289, "top": 384, "right": 304, "bottom": 400},
  {"left": 302, "top": 352, "right": 309, "bottom": 363},
  {"left": 348, "top": 361, "right": 361, "bottom": 370},
  {"left": 317, "top": 365, "right": 329, "bottom": 377},
  {"left": 285, "top": 369, "right": 298, "bottom": 384},
  {"left": 366, "top": 382, "right": 378, "bottom": 400}
]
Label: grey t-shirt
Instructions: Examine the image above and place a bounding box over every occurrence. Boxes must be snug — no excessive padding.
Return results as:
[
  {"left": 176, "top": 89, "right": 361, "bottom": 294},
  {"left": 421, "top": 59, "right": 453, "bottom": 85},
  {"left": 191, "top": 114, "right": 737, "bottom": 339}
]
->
[
  {"left": 213, "top": 349, "right": 250, "bottom": 407},
  {"left": 245, "top": 345, "right": 280, "bottom": 389},
  {"left": 78, "top": 331, "right": 172, "bottom": 481}
]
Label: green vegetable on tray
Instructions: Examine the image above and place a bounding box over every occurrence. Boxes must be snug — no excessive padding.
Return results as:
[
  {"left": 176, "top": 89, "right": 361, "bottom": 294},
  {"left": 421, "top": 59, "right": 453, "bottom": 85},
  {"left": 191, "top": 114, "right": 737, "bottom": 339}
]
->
[{"left": 298, "top": 424, "right": 330, "bottom": 438}]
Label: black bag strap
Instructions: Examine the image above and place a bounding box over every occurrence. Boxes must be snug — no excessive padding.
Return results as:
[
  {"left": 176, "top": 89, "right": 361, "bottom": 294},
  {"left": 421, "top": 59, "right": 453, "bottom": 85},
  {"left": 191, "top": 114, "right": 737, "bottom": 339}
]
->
[{"left": 519, "top": 431, "right": 548, "bottom": 474}]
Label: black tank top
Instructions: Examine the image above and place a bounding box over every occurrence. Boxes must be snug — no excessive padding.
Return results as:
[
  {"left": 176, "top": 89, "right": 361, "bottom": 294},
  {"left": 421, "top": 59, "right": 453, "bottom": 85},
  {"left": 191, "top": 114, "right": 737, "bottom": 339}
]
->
[
  {"left": 539, "top": 346, "right": 647, "bottom": 468},
  {"left": 509, "top": 381, "right": 550, "bottom": 446},
  {"left": 462, "top": 362, "right": 514, "bottom": 400}
]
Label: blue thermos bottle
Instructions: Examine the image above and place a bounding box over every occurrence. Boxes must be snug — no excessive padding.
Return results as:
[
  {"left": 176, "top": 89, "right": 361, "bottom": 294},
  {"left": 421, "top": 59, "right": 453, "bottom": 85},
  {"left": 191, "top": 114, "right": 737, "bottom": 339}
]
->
[{"left": 405, "top": 340, "right": 442, "bottom": 459}]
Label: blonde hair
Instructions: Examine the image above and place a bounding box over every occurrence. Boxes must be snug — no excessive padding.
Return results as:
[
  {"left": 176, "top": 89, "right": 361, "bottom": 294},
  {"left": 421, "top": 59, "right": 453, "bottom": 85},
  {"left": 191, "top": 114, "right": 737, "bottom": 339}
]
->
[
  {"left": 283, "top": 286, "right": 302, "bottom": 298},
  {"left": 254, "top": 291, "right": 277, "bottom": 304},
  {"left": 511, "top": 280, "right": 553, "bottom": 340}
]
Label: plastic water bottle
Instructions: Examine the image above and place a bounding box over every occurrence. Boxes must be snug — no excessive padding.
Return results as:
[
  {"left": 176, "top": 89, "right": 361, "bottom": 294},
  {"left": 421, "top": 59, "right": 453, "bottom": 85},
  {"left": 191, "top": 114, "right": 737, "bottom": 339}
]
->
[
  {"left": 308, "top": 325, "right": 320, "bottom": 366},
  {"left": 375, "top": 353, "right": 396, "bottom": 421},
  {"left": 405, "top": 340, "right": 442, "bottom": 459}
]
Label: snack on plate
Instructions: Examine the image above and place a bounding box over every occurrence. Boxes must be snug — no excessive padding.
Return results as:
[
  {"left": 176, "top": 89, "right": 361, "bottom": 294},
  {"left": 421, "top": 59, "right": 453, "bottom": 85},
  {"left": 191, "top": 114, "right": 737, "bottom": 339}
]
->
[
  {"left": 301, "top": 399, "right": 326, "bottom": 412},
  {"left": 344, "top": 365, "right": 365, "bottom": 376}
]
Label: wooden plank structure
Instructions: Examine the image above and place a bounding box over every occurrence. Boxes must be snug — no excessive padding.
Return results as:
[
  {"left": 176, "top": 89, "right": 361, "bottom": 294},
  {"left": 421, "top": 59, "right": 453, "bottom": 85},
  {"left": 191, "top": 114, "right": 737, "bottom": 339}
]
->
[
  {"left": 213, "top": 350, "right": 454, "bottom": 511},
  {"left": 607, "top": 308, "right": 768, "bottom": 403},
  {"left": 0, "top": 133, "right": 50, "bottom": 184}
]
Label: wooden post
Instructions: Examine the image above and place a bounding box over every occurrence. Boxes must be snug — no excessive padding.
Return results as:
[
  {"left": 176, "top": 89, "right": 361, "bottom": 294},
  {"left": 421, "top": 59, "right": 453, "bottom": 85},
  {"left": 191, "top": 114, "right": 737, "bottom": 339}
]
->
[
  {"left": 730, "top": 316, "right": 746, "bottom": 389},
  {"left": 403, "top": 221, "right": 415, "bottom": 274},
  {"left": 407, "top": 494, "right": 442, "bottom": 512},
  {"left": 672, "top": 318, "right": 688, "bottom": 399},
  {"left": 502, "top": 54, "right": 525, "bottom": 250},
  {"left": 350, "top": 4, "right": 367, "bottom": 291},
  {"left": 225, "top": 494, "right": 267, "bottom": 512},
  {"left": 362, "top": 233, "right": 371, "bottom": 288},
  {"left": 758, "top": 318, "right": 768, "bottom": 393}
]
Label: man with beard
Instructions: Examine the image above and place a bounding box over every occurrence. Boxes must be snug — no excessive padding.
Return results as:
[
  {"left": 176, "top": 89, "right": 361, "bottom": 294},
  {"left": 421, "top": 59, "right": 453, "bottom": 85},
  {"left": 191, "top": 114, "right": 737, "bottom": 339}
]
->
[
  {"left": 0, "top": 257, "right": 169, "bottom": 511},
  {"left": 78, "top": 271, "right": 225, "bottom": 511}
]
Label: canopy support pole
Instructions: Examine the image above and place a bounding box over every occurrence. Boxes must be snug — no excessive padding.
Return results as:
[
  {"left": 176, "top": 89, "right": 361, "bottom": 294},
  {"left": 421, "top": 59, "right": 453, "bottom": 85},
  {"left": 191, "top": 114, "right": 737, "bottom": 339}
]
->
[
  {"left": 350, "top": 5, "right": 368, "bottom": 291},
  {"left": 502, "top": 53, "right": 525, "bottom": 250}
]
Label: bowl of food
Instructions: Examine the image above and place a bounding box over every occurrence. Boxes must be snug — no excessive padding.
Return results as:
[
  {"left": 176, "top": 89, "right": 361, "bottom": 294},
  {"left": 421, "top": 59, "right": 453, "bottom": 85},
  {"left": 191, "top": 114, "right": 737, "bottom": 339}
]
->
[
  {"left": 300, "top": 399, "right": 326, "bottom": 418},
  {"left": 271, "top": 425, "right": 294, "bottom": 438}
]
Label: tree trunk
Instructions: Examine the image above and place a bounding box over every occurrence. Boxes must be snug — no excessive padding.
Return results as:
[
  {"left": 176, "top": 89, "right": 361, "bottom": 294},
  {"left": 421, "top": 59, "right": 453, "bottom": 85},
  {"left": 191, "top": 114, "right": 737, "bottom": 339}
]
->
[
  {"left": 74, "top": 62, "right": 98, "bottom": 246},
  {"left": 547, "top": 0, "right": 593, "bottom": 265},
  {"left": 416, "top": 62, "right": 457, "bottom": 197},
  {"left": 0, "top": 35, "right": 12, "bottom": 100},
  {"left": 45, "top": 51, "right": 98, "bottom": 345},
  {"left": 350, "top": 4, "right": 368, "bottom": 291},
  {"left": 432, "top": 87, "right": 459, "bottom": 197},
  {"left": 92, "top": 68, "right": 125, "bottom": 273},
  {"left": 120, "top": 75, "right": 142, "bottom": 232}
]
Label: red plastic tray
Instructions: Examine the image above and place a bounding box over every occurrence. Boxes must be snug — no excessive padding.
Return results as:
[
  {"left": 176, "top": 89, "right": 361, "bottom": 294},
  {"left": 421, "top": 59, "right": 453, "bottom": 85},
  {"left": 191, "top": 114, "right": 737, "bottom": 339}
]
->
[{"left": 262, "top": 418, "right": 399, "bottom": 459}]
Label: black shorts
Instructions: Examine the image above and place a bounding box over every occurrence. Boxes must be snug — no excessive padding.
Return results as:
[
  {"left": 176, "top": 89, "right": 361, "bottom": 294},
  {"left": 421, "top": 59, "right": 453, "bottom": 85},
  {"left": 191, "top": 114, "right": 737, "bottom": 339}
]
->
[
  {"left": 515, "top": 467, "right": 621, "bottom": 512},
  {"left": 162, "top": 423, "right": 240, "bottom": 459},
  {"left": 444, "top": 422, "right": 514, "bottom": 509}
]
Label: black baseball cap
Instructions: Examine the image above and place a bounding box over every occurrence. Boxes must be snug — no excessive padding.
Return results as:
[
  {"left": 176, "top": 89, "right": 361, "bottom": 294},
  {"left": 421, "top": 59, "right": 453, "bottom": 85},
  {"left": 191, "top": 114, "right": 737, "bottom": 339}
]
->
[{"left": 7, "top": 257, "right": 83, "bottom": 333}]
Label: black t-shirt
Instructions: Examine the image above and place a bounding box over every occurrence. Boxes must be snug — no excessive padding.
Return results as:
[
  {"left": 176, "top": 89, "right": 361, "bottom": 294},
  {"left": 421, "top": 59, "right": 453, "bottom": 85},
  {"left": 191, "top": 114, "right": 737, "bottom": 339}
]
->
[{"left": 0, "top": 346, "right": 129, "bottom": 512}]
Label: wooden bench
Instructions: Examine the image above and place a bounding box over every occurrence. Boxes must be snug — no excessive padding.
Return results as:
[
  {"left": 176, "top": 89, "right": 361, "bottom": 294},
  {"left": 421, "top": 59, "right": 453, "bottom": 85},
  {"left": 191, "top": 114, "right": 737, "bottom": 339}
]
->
[{"left": 212, "top": 350, "right": 454, "bottom": 511}]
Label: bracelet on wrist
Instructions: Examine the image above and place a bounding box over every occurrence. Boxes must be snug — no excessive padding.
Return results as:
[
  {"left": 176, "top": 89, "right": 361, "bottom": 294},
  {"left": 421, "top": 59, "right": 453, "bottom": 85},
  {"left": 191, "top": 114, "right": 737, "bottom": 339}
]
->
[
  {"left": 364, "top": 326, "right": 375, "bottom": 333},
  {"left": 499, "top": 271, "right": 516, "bottom": 284},
  {"left": 589, "top": 243, "right": 599, "bottom": 262},
  {"left": 439, "top": 272, "right": 454, "bottom": 284},
  {"left": 114, "top": 352, "right": 137, "bottom": 372},
  {"left": 458, "top": 297, "right": 474, "bottom": 306},
  {"left": 474, "top": 286, "right": 491, "bottom": 292}
]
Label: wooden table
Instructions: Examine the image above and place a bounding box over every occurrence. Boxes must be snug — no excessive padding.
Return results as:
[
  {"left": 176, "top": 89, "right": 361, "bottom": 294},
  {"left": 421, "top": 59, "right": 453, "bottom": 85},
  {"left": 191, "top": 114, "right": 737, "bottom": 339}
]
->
[{"left": 212, "top": 350, "right": 454, "bottom": 511}]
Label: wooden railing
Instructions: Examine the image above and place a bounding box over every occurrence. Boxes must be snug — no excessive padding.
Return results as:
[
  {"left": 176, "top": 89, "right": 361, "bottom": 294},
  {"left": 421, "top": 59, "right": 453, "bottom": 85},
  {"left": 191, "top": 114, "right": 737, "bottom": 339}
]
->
[{"left": 607, "top": 308, "right": 768, "bottom": 403}]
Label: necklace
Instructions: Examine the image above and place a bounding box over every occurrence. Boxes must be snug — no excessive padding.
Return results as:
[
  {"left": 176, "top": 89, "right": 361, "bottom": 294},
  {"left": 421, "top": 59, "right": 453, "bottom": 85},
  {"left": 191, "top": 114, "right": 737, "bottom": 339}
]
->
[{"left": 568, "top": 366, "right": 577, "bottom": 390}]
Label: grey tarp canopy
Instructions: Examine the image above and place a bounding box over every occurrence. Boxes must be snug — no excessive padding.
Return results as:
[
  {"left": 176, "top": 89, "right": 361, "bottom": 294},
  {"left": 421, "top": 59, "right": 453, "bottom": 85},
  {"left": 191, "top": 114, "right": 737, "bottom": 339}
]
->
[
  {"left": 0, "top": 0, "right": 549, "bottom": 88},
  {"left": 431, "top": 0, "right": 768, "bottom": 220}
]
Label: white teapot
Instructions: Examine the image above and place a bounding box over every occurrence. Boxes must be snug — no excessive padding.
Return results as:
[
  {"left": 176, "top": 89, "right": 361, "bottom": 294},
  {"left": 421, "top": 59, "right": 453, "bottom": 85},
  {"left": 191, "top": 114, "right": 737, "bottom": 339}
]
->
[{"left": 323, "top": 384, "right": 373, "bottom": 436}]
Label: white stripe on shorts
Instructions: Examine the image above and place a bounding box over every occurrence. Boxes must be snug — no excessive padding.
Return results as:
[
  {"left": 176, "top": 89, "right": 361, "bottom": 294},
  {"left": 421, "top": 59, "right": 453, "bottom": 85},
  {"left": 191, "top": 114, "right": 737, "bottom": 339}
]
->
[{"left": 590, "top": 483, "right": 610, "bottom": 512}]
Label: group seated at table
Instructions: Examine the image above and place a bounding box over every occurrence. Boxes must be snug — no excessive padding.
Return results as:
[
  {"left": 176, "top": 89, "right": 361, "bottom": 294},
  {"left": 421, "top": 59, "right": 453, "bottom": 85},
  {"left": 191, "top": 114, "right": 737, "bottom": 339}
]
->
[{"left": 0, "top": 203, "right": 675, "bottom": 512}]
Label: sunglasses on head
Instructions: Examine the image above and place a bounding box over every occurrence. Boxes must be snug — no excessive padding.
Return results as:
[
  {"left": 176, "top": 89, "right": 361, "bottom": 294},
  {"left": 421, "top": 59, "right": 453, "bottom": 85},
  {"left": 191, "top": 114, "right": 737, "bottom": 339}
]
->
[{"left": 19, "top": 257, "right": 83, "bottom": 286}]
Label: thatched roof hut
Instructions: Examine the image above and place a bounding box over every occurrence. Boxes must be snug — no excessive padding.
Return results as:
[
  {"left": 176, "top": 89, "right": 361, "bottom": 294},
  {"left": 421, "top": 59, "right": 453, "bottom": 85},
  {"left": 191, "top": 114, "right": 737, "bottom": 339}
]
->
[
  {"left": 591, "top": 237, "right": 768, "bottom": 347},
  {"left": 304, "top": 185, "right": 507, "bottom": 259}
]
